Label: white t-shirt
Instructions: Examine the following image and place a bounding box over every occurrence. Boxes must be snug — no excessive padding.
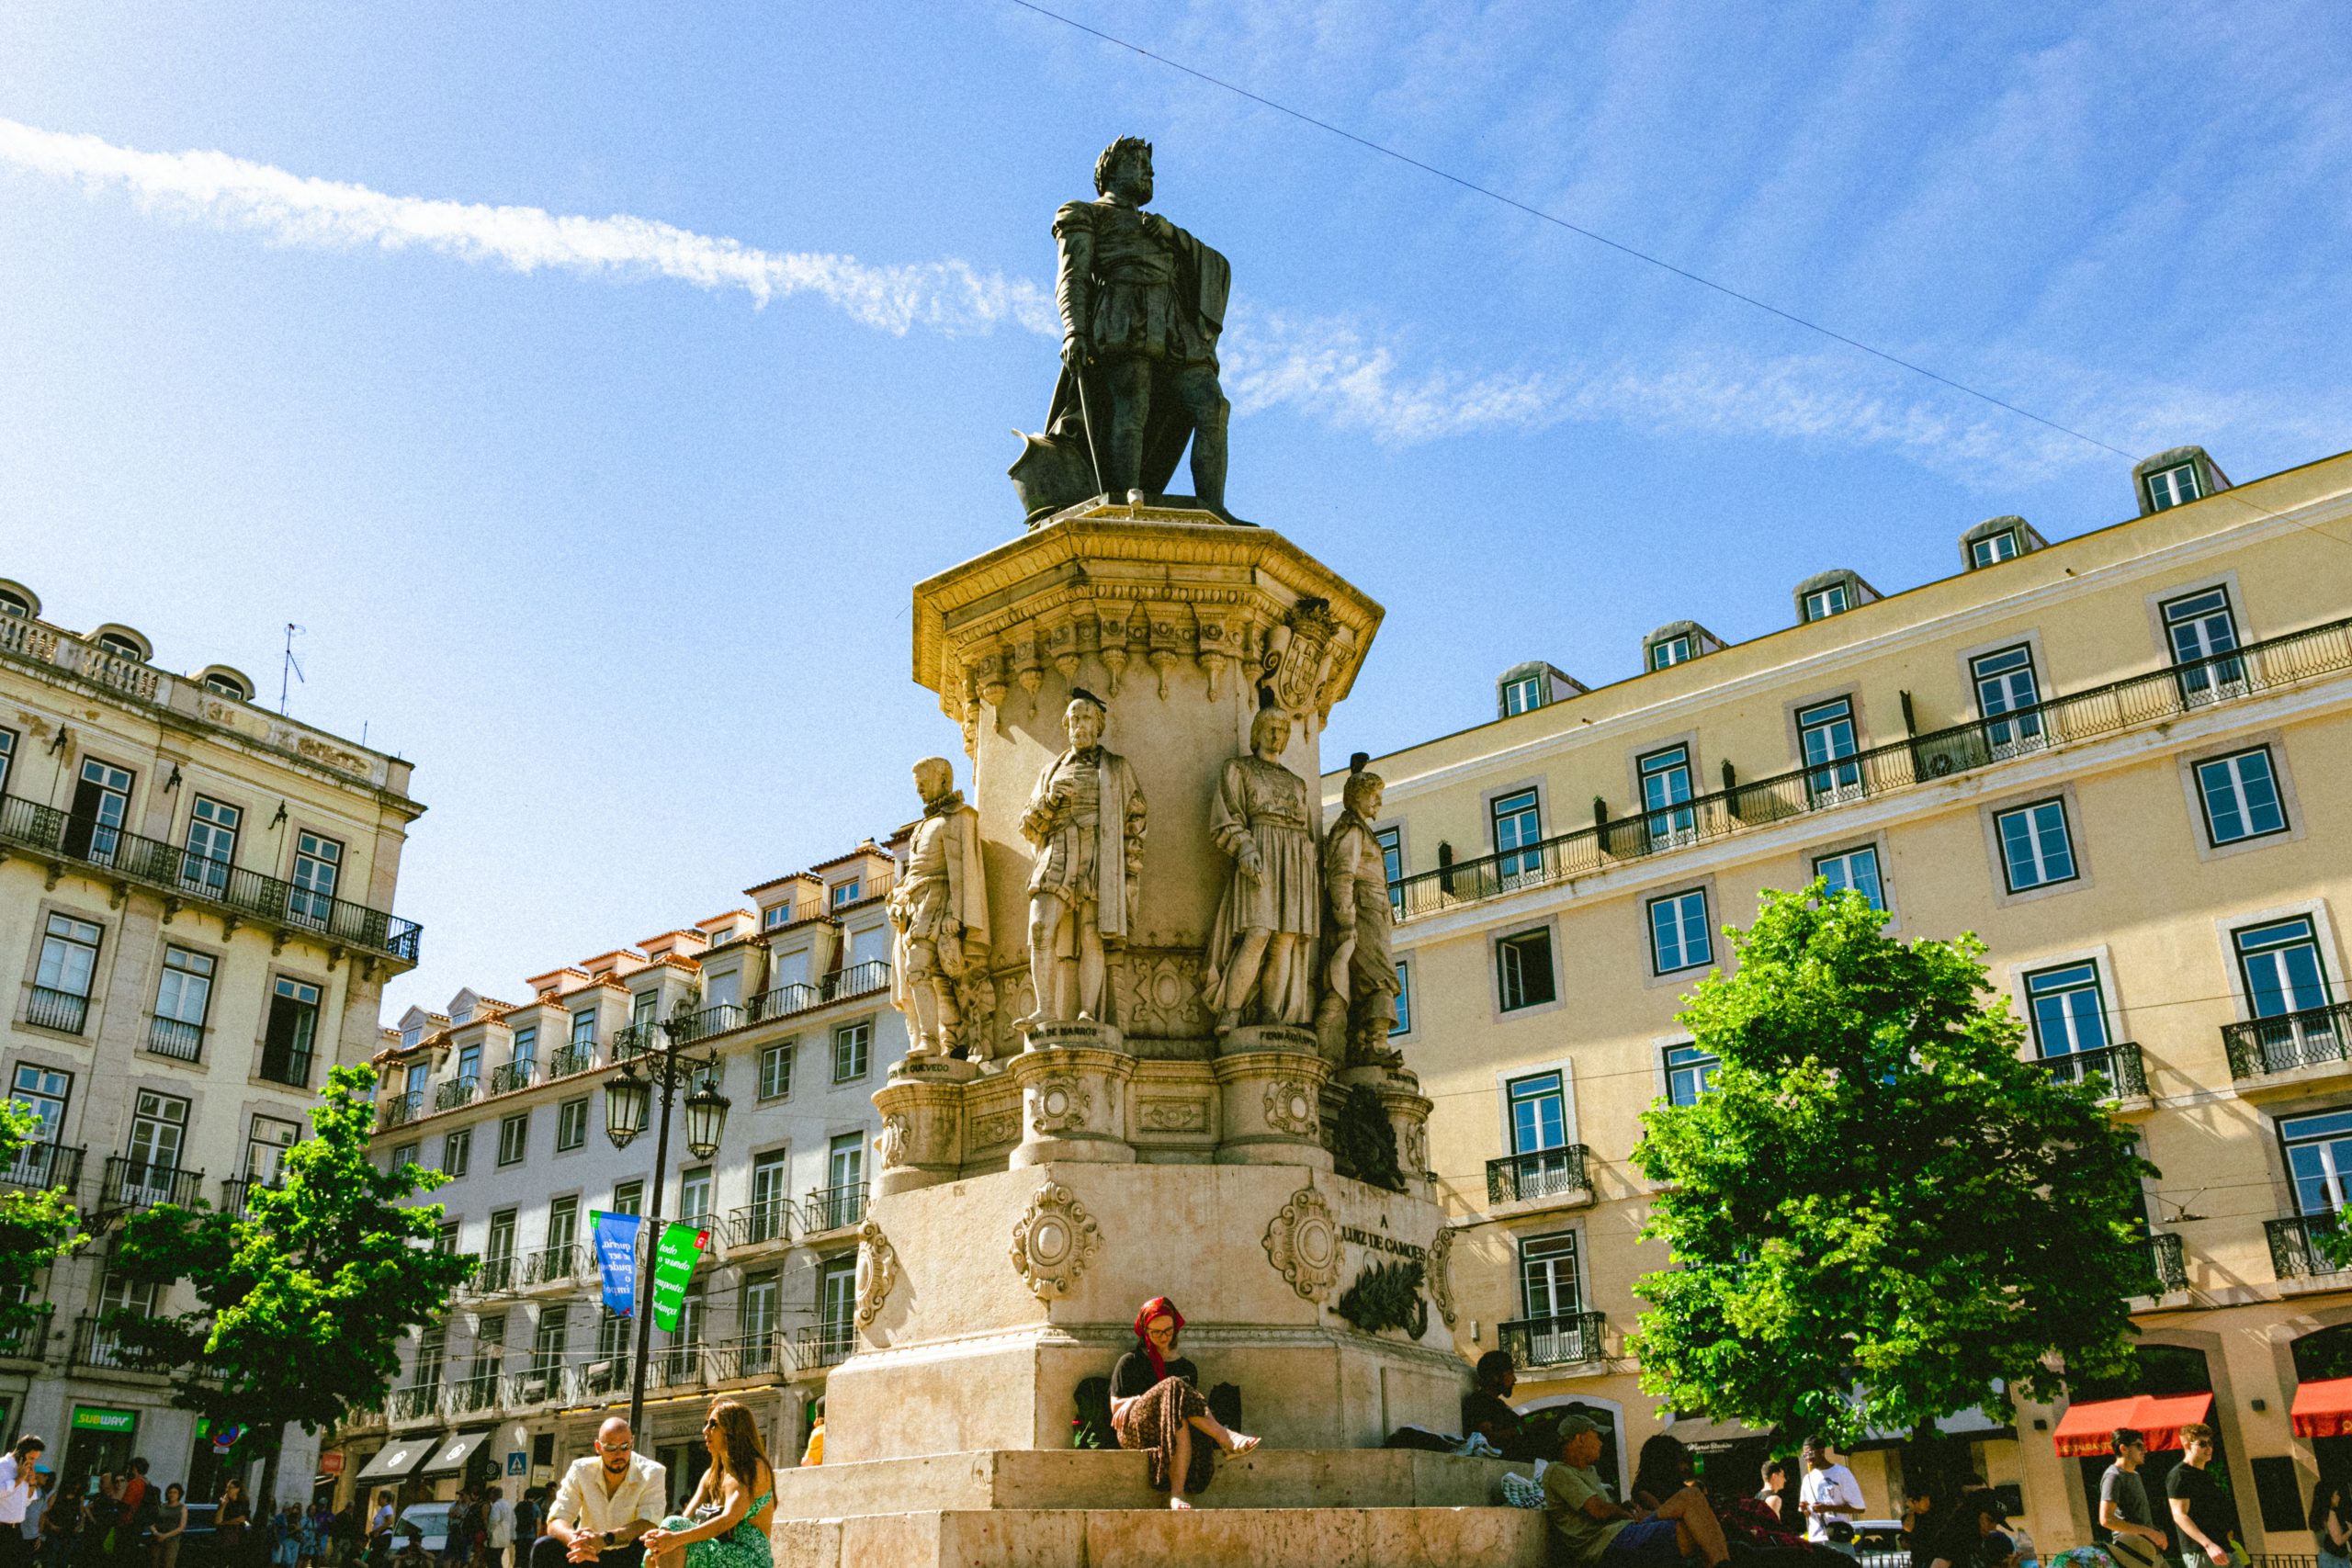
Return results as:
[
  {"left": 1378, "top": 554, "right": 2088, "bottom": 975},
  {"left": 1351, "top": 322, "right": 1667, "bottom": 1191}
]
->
[
  {"left": 1800, "top": 1461, "right": 1865, "bottom": 1542},
  {"left": 488, "top": 1499, "right": 513, "bottom": 1547},
  {"left": 0, "top": 1456, "right": 33, "bottom": 1527}
]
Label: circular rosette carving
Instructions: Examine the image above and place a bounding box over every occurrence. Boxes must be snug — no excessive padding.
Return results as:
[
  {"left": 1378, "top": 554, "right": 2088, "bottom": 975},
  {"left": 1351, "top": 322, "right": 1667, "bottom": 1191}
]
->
[
  {"left": 1428, "top": 1224, "right": 1458, "bottom": 1327},
  {"left": 1262, "top": 1077, "right": 1319, "bottom": 1137},
  {"left": 1261, "top": 1185, "right": 1340, "bottom": 1303},
  {"left": 1009, "top": 1180, "right": 1101, "bottom": 1301},
  {"left": 1029, "top": 1074, "right": 1092, "bottom": 1135},
  {"left": 854, "top": 1217, "right": 899, "bottom": 1329}
]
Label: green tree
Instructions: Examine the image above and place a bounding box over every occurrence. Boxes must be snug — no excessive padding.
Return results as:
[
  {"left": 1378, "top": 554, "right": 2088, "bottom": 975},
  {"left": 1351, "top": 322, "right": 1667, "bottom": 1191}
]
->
[
  {"left": 1629, "top": 885, "right": 2153, "bottom": 1446},
  {"left": 109, "top": 1065, "right": 471, "bottom": 1501},
  {"left": 0, "top": 1100, "right": 84, "bottom": 1349}
]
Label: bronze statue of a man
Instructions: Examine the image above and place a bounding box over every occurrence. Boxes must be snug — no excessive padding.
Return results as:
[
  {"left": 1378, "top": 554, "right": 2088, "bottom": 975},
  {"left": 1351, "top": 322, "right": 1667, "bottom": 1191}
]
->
[
  {"left": 1319, "top": 764, "right": 1404, "bottom": 1068},
  {"left": 1010, "top": 137, "right": 1233, "bottom": 522},
  {"left": 888, "top": 757, "right": 990, "bottom": 1059},
  {"left": 1020, "top": 690, "right": 1148, "bottom": 1029}
]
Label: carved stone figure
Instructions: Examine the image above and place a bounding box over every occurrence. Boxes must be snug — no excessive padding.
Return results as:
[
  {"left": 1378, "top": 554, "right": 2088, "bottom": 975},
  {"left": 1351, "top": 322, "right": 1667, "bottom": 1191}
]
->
[
  {"left": 889, "top": 757, "right": 992, "bottom": 1059},
  {"left": 1010, "top": 137, "right": 1233, "bottom": 521},
  {"left": 1202, "top": 705, "right": 1319, "bottom": 1032},
  {"left": 1021, "top": 691, "right": 1147, "bottom": 1031},
  {"left": 1318, "top": 765, "right": 1404, "bottom": 1067}
]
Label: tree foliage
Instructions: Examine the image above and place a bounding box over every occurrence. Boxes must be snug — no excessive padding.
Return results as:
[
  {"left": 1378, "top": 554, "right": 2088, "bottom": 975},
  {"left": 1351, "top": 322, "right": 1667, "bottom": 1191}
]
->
[
  {"left": 1629, "top": 886, "right": 2153, "bottom": 1445},
  {"left": 109, "top": 1066, "right": 472, "bottom": 1472},
  {"left": 0, "top": 1100, "right": 83, "bottom": 1344}
]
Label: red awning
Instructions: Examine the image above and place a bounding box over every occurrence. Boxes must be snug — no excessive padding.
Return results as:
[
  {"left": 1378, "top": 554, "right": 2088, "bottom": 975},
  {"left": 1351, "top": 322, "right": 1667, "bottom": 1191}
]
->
[
  {"left": 2052, "top": 1393, "right": 2213, "bottom": 1456},
  {"left": 2292, "top": 1378, "right": 2352, "bottom": 1438}
]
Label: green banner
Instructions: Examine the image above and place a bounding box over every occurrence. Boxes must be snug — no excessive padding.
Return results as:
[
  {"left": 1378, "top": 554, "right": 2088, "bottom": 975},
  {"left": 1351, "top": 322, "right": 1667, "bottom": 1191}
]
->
[
  {"left": 72, "top": 1407, "right": 137, "bottom": 1434},
  {"left": 649, "top": 1222, "right": 708, "bottom": 1332}
]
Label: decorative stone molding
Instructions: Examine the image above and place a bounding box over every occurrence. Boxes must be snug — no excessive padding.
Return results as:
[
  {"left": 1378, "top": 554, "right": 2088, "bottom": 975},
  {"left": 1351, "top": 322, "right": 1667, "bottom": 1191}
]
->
[
  {"left": 1125, "top": 951, "right": 1213, "bottom": 1038},
  {"left": 971, "top": 1110, "right": 1020, "bottom": 1149},
  {"left": 1028, "top": 1074, "right": 1092, "bottom": 1134},
  {"left": 1009, "top": 1180, "right": 1100, "bottom": 1301},
  {"left": 1262, "top": 1077, "right": 1320, "bottom": 1138},
  {"left": 1428, "top": 1224, "right": 1457, "bottom": 1327},
  {"left": 1261, "top": 1185, "right": 1340, "bottom": 1303},
  {"left": 877, "top": 1113, "right": 910, "bottom": 1168},
  {"left": 1136, "top": 1097, "right": 1209, "bottom": 1134},
  {"left": 854, "top": 1218, "right": 899, "bottom": 1329}
]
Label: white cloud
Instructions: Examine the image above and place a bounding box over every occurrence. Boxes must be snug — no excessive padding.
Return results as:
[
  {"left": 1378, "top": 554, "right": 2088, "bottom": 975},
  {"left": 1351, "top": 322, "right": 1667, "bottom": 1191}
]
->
[{"left": 0, "top": 118, "right": 1057, "bottom": 338}]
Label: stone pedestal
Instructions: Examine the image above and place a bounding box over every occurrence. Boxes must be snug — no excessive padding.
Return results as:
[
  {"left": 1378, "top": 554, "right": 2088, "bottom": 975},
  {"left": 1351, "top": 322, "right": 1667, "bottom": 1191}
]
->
[
  {"left": 1212, "top": 1033, "right": 1332, "bottom": 1168},
  {"left": 873, "top": 1057, "right": 978, "bottom": 1196},
  {"left": 1009, "top": 1043, "right": 1136, "bottom": 1166}
]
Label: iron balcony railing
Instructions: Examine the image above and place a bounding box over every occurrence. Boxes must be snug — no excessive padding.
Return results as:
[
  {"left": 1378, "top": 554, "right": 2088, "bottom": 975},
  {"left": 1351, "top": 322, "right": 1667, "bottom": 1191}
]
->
[
  {"left": 548, "top": 1043, "right": 596, "bottom": 1079},
  {"left": 1486, "top": 1145, "right": 1593, "bottom": 1207},
  {"left": 1498, "top": 1310, "right": 1608, "bottom": 1371},
  {"left": 2138, "top": 1233, "right": 2188, "bottom": 1296},
  {"left": 488, "top": 1061, "right": 535, "bottom": 1096},
  {"left": 667, "top": 1003, "right": 750, "bottom": 1044},
  {"left": 0, "top": 792, "right": 423, "bottom": 964},
  {"left": 2037, "top": 1042, "right": 2149, "bottom": 1099},
  {"left": 472, "top": 1255, "right": 518, "bottom": 1295},
  {"left": 445, "top": 1373, "right": 502, "bottom": 1415},
  {"left": 434, "top": 1077, "right": 481, "bottom": 1112},
  {"left": 25, "top": 986, "right": 89, "bottom": 1034},
  {"left": 726, "top": 1201, "right": 795, "bottom": 1249},
  {"left": 729, "top": 1329, "right": 786, "bottom": 1378},
  {"left": 522, "top": 1245, "right": 590, "bottom": 1288},
  {"left": 0, "top": 1140, "right": 84, "bottom": 1197},
  {"left": 0, "top": 1305, "right": 54, "bottom": 1360},
  {"left": 100, "top": 1156, "right": 203, "bottom": 1213},
  {"left": 569, "top": 1356, "right": 634, "bottom": 1401},
  {"left": 377, "top": 1091, "right": 425, "bottom": 1132},
  {"left": 257, "top": 1042, "right": 313, "bottom": 1089},
  {"left": 2268, "top": 1213, "right": 2346, "bottom": 1280},
  {"left": 612, "top": 1023, "right": 662, "bottom": 1062},
  {"left": 1390, "top": 615, "right": 2352, "bottom": 921},
  {"left": 804, "top": 1182, "right": 868, "bottom": 1235},
  {"left": 753, "top": 961, "right": 895, "bottom": 1028},
  {"left": 503, "top": 1368, "right": 564, "bottom": 1409},
  {"left": 219, "top": 1176, "right": 279, "bottom": 1219},
  {"left": 70, "top": 1313, "right": 171, "bottom": 1373},
  {"left": 2225, "top": 1002, "right": 2352, "bottom": 1081},
  {"left": 386, "top": 1384, "right": 440, "bottom": 1422},
  {"left": 144, "top": 1015, "right": 205, "bottom": 1062},
  {"left": 791, "top": 1324, "right": 855, "bottom": 1372}
]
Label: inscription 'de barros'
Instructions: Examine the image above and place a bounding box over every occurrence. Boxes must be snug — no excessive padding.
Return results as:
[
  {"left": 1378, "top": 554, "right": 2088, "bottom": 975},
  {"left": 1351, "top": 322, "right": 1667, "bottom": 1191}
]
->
[{"left": 1340, "top": 1225, "right": 1427, "bottom": 1263}]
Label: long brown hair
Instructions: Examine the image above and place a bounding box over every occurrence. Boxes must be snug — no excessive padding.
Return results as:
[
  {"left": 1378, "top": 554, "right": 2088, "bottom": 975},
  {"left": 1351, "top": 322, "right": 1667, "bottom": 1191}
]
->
[{"left": 706, "top": 1398, "right": 767, "bottom": 1487}]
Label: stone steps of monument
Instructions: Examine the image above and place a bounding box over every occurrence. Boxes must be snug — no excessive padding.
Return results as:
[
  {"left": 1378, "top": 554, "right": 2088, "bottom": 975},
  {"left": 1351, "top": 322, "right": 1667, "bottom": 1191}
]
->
[
  {"left": 773, "top": 1505, "right": 1547, "bottom": 1568},
  {"left": 772, "top": 1446, "right": 1525, "bottom": 1514}
]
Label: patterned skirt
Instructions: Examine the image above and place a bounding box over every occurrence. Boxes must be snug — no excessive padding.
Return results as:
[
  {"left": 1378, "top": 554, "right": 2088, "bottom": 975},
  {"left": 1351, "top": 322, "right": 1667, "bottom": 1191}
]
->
[
  {"left": 1112, "top": 1376, "right": 1217, "bottom": 1496},
  {"left": 659, "top": 1517, "right": 771, "bottom": 1568}
]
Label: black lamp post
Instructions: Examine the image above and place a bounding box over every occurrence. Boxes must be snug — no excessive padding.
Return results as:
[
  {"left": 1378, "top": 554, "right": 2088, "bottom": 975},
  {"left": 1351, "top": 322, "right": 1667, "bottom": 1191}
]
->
[{"left": 603, "top": 1022, "right": 730, "bottom": 1435}]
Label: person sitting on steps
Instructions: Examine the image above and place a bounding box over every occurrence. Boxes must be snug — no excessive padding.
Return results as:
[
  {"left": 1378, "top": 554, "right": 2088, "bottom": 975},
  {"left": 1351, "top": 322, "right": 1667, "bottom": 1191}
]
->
[
  {"left": 1544, "top": 1416, "right": 1730, "bottom": 1568},
  {"left": 1109, "top": 1296, "right": 1260, "bottom": 1510}
]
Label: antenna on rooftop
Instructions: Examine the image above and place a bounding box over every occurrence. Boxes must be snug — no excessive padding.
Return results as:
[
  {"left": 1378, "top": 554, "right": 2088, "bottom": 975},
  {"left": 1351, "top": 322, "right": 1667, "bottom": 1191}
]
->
[{"left": 278, "top": 624, "right": 307, "bottom": 716}]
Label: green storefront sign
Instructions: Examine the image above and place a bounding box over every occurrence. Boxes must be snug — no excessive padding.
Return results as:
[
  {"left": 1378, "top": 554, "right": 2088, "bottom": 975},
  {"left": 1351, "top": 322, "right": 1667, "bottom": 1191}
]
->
[{"left": 72, "top": 1408, "right": 137, "bottom": 1434}]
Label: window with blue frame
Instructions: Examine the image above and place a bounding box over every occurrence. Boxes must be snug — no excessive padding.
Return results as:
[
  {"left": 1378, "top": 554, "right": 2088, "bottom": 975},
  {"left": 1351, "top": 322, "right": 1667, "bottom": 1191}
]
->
[
  {"left": 2280, "top": 1109, "right": 2352, "bottom": 1217},
  {"left": 1507, "top": 1072, "right": 1566, "bottom": 1156},
  {"left": 1492, "top": 790, "right": 1544, "bottom": 879},
  {"left": 1648, "top": 888, "right": 1712, "bottom": 975},
  {"left": 2234, "top": 917, "right": 2333, "bottom": 1020},
  {"left": 1971, "top": 646, "right": 2043, "bottom": 750},
  {"left": 1497, "top": 927, "right": 1556, "bottom": 1011},
  {"left": 1640, "top": 745, "right": 1695, "bottom": 842},
  {"left": 1813, "top": 845, "right": 1884, "bottom": 910},
  {"left": 1797, "top": 698, "right": 1861, "bottom": 798},
  {"left": 2025, "top": 963, "right": 2109, "bottom": 1057},
  {"left": 1995, "top": 799, "right": 2077, "bottom": 892},
  {"left": 2196, "top": 748, "right": 2287, "bottom": 845},
  {"left": 1663, "top": 1043, "right": 1719, "bottom": 1106},
  {"left": 1391, "top": 960, "right": 1412, "bottom": 1036},
  {"left": 2162, "top": 586, "right": 2244, "bottom": 700}
]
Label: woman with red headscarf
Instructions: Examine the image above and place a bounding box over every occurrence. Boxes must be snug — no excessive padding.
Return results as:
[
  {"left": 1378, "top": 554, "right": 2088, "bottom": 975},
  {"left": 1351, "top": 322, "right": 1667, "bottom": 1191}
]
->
[{"left": 1108, "top": 1297, "right": 1260, "bottom": 1508}]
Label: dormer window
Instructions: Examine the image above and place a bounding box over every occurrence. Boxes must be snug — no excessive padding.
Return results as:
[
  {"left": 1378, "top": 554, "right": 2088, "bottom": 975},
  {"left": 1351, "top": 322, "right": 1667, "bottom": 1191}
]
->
[
  {"left": 0, "top": 590, "right": 29, "bottom": 618},
  {"left": 1959, "top": 516, "right": 2044, "bottom": 572},
  {"left": 1803, "top": 584, "right": 1848, "bottom": 621},
  {"left": 96, "top": 632, "right": 143, "bottom": 660},
  {"left": 1642, "top": 621, "right": 1724, "bottom": 672},
  {"left": 201, "top": 672, "right": 251, "bottom": 700},
  {"left": 1495, "top": 661, "right": 1583, "bottom": 719},
  {"left": 763, "top": 905, "right": 790, "bottom": 930},
  {"left": 2144, "top": 462, "right": 2201, "bottom": 512},
  {"left": 401, "top": 1024, "right": 423, "bottom": 1050},
  {"left": 1502, "top": 673, "right": 1543, "bottom": 715},
  {"left": 1970, "top": 530, "right": 2018, "bottom": 568},
  {"left": 1649, "top": 636, "right": 1692, "bottom": 671},
  {"left": 831, "top": 879, "right": 862, "bottom": 909},
  {"left": 1793, "top": 570, "right": 1879, "bottom": 626}
]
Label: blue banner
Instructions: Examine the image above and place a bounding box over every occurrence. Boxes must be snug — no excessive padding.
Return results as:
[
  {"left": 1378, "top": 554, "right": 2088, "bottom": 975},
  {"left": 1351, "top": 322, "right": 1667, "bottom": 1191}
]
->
[{"left": 594, "top": 1212, "right": 643, "bottom": 1315}]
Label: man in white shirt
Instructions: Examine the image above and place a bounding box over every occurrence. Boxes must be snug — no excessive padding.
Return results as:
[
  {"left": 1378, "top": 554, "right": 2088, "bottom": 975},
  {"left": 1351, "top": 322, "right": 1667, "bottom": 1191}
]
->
[
  {"left": 0, "top": 1436, "right": 45, "bottom": 1568},
  {"left": 535, "top": 1420, "right": 665, "bottom": 1568},
  {"left": 1798, "top": 1439, "right": 1867, "bottom": 1554}
]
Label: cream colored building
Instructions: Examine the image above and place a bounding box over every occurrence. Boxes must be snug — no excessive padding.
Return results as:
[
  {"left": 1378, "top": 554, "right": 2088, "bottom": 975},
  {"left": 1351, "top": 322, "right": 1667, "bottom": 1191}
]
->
[
  {"left": 332, "top": 840, "right": 909, "bottom": 1506},
  {"left": 1329, "top": 446, "right": 2352, "bottom": 1551},
  {"left": 0, "top": 577, "right": 424, "bottom": 1501}
]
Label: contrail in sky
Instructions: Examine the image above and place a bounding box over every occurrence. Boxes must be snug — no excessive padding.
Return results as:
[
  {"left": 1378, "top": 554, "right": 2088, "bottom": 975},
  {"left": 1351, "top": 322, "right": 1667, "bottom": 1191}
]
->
[{"left": 0, "top": 117, "right": 1057, "bottom": 338}]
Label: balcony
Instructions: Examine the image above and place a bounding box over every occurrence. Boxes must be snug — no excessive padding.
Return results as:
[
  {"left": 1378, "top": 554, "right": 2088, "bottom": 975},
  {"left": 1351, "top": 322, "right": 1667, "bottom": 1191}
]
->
[
  {"left": 386, "top": 1384, "right": 440, "bottom": 1423},
  {"left": 257, "top": 1043, "right": 313, "bottom": 1089},
  {"left": 444, "top": 1373, "right": 502, "bottom": 1415},
  {"left": 1486, "top": 1145, "right": 1594, "bottom": 1210},
  {"left": 470, "top": 1255, "right": 518, "bottom": 1295},
  {"left": 568, "top": 1356, "right": 634, "bottom": 1402},
  {"left": 667, "top": 1003, "right": 750, "bottom": 1044},
  {"left": 547, "top": 1043, "right": 596, "bottom": 1079},
  {"left": 1390, "top": 615, "right": 2352, "bottom": 922},
  {"left": 726, "top": 1201, "right": 795, "bottom": 1251},
  {"left": 2135, "top": 1233, "right": 2188, "bottom": 1298},
  {"left": 0, "top": 1140, "right": 84, "bottom": 1197},
  {"left": 2268, "top": 1214, "right": 2348, "bottom": 1281},
  {"left": 219, "top": 1176, "right": 278, "bottom": 1219},
  {"left": 2037, "top": 1043, "right": 2150, "bottom": 1100},
  {"left": 1498, "top": 1310, "right": 1609, "bottom": 1371},
  {"left": 753, "top": 961, "right": 895, "bottom": 1027},
  {"left": 25, "top": 986, "right": 89, "bottom": 1035},
  {"left": 0, "top": 1305, "right": 54, "bottom": 1361},
  {"left": 376, "top": 1091, "right": 424, "bottom": 1132},
  {"left": 488, "top": 1061, "right": 534, "bottom": 1096},
  {"left": 803, "top": 1182, "right": 868, "bottom": 1237},
  {"left": 612, "top": 1023, "right": 663, "bottom": 1063},
  {"left": 729, "top": 1329, "right": 786, "bottom": 1379},
  {"left": 0, "top": 793, "right": 423, "bottom": 966},
  {"left": 522, "top": 1245, "right": 590, "bottom": 1289},
  {"left": 790, "top": 1324, "right": 855, "bottom": 1372},
  {"left": 434, "top": 1077, "right": 481, "bottom": 1113},
  {"left": 97, "top": 1156, "right": 204, "bottom": 1214},
  {"left": 2225, "top": 1003, "right": 2352, "bottom": 1084},
  {"left": 503, "top": 1367, "right": 564, "bottom": 1410},
  {"left": 144, "top": 1015, "right": 205, "bottom": 1063},
  {"left": 69, "top": 1314, "right": 171, "bottom": 1374}
]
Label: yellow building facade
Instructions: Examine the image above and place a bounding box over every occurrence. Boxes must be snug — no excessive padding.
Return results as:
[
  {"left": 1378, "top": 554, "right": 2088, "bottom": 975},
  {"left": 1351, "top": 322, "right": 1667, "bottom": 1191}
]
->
[{"left": 1329, "top": 446, "right": 2352, "bottom": 1551}]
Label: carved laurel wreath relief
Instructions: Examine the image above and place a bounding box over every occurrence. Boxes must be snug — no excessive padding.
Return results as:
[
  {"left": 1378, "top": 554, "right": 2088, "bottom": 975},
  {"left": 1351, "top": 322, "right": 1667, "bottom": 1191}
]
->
[
  {"left": 1010, "top": 1180, "right": 1101, "bottom": 1300},
  {"left": 1261, "top": 1185, "right": 1341, "bottom": 1303},
  {"left": 854, "top": 1217, "right": 899, "bottom": 1329}
]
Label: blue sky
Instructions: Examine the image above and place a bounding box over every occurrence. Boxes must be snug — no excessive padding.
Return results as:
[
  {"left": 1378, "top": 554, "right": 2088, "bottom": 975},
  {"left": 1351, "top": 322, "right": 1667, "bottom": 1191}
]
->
[{"left": 5, "top": 2, "right": 2347, "bottom": 1018}]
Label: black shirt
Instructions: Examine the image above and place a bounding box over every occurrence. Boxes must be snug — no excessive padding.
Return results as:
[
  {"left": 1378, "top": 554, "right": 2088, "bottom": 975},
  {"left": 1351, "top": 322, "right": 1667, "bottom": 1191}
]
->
[
  {"left": 1111, "top": 1351, "right": 1197, "bottom": 1400},
  {"left": 1462, "top": 1390, "right": 1522, "bottom": 1446},
  {"left": 2166, "top": 1462, "right": 2237, "bottom": 1551}
]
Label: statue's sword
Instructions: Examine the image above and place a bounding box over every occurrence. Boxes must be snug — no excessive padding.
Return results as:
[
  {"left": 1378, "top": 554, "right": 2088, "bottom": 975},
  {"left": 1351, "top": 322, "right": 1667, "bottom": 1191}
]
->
[{"left": 1070, "top": 357, "right": 1111, "bottom": 500}]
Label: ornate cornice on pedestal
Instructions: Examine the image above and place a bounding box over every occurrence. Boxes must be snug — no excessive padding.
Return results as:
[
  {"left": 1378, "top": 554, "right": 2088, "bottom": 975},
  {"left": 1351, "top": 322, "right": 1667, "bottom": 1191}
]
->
[{"left": 910, "top": 512, "right": 1384, "bottom": 724}]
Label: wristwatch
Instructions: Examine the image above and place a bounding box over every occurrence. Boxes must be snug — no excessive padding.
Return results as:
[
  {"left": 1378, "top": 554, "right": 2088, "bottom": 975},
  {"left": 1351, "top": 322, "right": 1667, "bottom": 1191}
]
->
[{"left": 601, "top": 1532, "right": 618, "bottom": 1549}]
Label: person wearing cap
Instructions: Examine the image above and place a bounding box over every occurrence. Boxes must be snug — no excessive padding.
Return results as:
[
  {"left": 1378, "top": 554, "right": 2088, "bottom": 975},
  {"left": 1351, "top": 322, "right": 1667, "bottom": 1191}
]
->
[{"left": 1543, "top": 1415, "right": 1729, "bottom": 1568}]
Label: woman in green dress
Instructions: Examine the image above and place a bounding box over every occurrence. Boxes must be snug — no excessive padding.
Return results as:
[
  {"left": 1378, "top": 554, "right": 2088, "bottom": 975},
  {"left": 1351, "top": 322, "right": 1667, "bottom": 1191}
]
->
[{"left": 636, "top": 1400, "right": 774, "bottom": 1568}]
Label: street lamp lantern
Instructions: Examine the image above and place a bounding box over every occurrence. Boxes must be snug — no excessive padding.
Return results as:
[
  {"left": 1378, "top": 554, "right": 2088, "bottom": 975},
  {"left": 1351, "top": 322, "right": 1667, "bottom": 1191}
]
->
[
  {"left": 683, "top": 1072, "right": 731, "bottom": 1161},
  {"left": 603, "top": 1066, "right": 650, "bottom": 1149}
]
